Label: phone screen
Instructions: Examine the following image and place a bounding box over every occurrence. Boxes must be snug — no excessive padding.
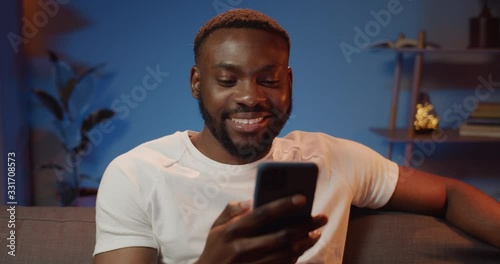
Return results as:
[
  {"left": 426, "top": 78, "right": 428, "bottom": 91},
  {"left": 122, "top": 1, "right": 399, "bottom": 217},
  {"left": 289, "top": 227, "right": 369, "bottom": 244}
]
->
[{"left": 253, "top": 162, "right": 318, "bottom": 234}]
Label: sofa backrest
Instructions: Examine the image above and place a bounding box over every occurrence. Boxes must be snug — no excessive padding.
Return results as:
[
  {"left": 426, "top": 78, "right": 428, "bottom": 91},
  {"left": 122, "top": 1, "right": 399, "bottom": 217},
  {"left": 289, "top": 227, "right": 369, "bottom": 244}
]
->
[{"left": 1, "top": 206, "right": 499, "bottom": 263}]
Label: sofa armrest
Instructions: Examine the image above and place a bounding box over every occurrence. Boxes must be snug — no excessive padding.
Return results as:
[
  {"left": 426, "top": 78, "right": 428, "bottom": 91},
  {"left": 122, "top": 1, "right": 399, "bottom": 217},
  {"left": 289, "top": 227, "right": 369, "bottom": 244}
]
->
[
  {"left": 344, "top": 206, "right": 500, "bottom": 264},
  {"left": 0, "top": 206, "right": 96, "bottom": 264}
]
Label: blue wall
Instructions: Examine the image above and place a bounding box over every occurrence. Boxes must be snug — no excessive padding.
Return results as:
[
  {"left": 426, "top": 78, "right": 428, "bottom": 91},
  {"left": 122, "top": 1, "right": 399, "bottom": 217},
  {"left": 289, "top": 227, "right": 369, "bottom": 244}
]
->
[
  {"left": 18, "top": 0, "right": 500, "bottom": 204},
  {"left": 1, "top": 0, "right": 31, "bottom": 205}
]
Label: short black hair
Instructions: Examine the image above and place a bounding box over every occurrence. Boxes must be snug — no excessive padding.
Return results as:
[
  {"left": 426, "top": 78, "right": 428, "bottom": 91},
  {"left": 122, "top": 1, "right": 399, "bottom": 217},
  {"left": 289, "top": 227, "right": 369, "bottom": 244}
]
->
[{"left": 194, "top": 8, "right": 290, "bottom": 64}]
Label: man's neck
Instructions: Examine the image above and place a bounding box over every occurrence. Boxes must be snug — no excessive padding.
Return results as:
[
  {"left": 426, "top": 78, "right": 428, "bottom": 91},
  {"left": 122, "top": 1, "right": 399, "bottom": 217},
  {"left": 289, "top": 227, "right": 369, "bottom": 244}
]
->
[{"left": 189, "top": 128, "right": 270, "bottom": 165}]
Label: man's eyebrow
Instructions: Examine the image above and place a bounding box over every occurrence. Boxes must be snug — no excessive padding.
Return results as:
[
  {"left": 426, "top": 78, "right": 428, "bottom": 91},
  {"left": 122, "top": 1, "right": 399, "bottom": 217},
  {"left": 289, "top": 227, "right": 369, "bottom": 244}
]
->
[
  {"left": 212, "top": 63, "right": 240, "bottom": 70},
  {"left": 258, "top": 64, "right": 285, "bottom": 72}
]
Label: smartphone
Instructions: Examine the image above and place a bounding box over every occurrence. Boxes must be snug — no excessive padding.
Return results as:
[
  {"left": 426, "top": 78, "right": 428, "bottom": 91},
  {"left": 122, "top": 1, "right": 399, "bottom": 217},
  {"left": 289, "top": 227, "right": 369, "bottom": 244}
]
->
[{"left": 253, "top": 162, "right": 319, "bottom": 234}]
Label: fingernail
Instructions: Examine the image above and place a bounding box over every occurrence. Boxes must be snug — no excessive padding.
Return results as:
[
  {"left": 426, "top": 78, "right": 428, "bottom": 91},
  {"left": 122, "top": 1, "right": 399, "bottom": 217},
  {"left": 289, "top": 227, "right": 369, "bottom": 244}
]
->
[
  {"left": 309, "top": 230, "right": 321, "bottom": 240},
  {"left": 292, "top": 195, "right": 306, "bottom": 205}
]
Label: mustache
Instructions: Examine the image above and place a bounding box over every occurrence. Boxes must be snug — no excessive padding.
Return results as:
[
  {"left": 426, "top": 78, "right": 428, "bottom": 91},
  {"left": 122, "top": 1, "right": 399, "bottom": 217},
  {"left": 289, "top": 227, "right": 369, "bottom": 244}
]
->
[{"left": 222, "top": 104, "right": 274, "bottom": 118}]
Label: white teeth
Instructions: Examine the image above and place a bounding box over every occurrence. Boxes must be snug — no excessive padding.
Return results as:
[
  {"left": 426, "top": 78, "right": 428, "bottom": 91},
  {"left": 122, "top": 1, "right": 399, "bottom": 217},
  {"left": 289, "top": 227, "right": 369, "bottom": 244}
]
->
[{"left": 231, "top": 117, "right": 264, "bottom": 125}]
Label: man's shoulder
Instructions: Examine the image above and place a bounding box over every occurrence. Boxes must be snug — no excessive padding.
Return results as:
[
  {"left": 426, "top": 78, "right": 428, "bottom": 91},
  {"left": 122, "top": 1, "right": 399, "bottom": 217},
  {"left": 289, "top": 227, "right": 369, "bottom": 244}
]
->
[
  {"left": 112, "top": 131, "right": 188, "bottom": 168},
  {"left": 278, "top": 130, "right": 341, "bottom": 146},
  {"left": 280, "top": 130, "right": 329, "bottom": 140},
  {"left": 275, "top": 130, "right": 367, "bottom": 156}
]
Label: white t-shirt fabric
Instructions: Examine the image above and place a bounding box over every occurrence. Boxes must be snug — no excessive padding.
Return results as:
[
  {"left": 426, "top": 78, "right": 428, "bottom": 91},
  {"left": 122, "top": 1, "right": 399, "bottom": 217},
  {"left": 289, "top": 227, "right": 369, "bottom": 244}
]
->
[{"left": 94, "top": 130, "right": 399, "bottom": 263}]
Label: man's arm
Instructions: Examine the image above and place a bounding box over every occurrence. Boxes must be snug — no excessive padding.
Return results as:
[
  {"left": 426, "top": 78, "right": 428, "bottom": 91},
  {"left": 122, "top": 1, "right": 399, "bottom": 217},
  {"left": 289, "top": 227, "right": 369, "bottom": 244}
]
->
[
  {"left": 94, "top": 247, "right": 157, "bottom": 264},
  {"left": 382, "top": 165, "right": 500, "bottom": 248}
]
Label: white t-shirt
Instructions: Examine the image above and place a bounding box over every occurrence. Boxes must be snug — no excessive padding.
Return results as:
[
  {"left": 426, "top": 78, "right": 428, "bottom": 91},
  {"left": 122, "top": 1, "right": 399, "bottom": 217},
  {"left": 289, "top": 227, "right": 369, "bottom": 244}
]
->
[{"left": 94, "top": 130, "right": 398, "bottom": 263}]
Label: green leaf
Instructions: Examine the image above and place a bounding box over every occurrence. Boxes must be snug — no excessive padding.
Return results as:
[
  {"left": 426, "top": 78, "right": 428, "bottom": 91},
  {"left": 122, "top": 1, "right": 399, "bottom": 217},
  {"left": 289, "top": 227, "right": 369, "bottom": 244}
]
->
[
  {"left": 48, "top": 50, "right": 75, "bottom": 111},
  {"left": 81, "top": 109, "right": 115, "bottom": 133},
  {"left": 39, "top": 163, "right": 64, "bottom": 171},
  {"left": 33, "top": 90, "right": 64, "bottom": 120},
  {"left": 73, "top": 109, "right": 115, "bottom": 154},
  {"left": 60, "top": 78, "right": 78, "bottom": 111},
  {"left": 77, "top": 63, "right": 105, "bottom": 82},
  {"left": 61, "top": 63, "right": 104, "bottom": 112},
  {"left": 73, "top": 134, "right": 89, "bottom": 154}
]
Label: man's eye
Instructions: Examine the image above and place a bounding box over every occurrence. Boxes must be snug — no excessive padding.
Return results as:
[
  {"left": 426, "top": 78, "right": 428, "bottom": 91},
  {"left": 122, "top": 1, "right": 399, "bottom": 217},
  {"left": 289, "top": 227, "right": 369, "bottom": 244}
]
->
[
  {"left": 218, "top": 79, "right": 236, "bottom": 87},
  {"left": 260, "top": 80, "right": 279, "bottom": 87}
]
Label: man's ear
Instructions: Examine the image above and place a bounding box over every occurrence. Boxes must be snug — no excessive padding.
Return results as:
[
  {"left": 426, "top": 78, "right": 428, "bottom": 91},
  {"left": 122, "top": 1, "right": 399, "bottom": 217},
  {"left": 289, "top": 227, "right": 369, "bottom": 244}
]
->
[
  {"left": 190, "top": 66, "right": 201, "bottom": 99},
  {"left": 287, "top": 67, "right": 293, "bottom": 89}
]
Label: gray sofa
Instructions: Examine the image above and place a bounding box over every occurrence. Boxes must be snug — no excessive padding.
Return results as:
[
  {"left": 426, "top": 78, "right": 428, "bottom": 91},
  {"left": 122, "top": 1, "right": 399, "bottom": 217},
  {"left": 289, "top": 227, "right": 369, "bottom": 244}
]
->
[{"left": 1, "top": 205, "right": 499, "bottom": 263}]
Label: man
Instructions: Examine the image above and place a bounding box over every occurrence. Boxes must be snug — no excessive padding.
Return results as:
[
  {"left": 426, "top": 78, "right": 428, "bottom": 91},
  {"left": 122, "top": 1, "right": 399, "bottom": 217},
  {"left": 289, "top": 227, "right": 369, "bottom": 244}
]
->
[{"left": 94, "top": 9, "right": 500, "bottom": 263}]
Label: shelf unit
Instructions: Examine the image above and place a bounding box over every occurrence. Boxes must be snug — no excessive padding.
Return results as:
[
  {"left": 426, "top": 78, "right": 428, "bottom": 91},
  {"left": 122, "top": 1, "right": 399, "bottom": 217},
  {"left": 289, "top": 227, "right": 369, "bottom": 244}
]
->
[
  {"left": 370, "top": 128, "right": 500, "bottom": 143},
  {"left": 370, "top": 31, "right": 500, "bottom": 165}
]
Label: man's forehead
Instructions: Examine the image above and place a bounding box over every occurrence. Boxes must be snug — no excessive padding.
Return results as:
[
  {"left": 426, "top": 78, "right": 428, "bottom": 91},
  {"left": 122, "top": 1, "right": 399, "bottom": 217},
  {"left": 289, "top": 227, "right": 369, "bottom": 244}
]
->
[
  {"left": 211, "top": 62, "right": 287, "bottom": 71},
  {"left": 199, "top": 28, "right": 289, "bottom": 68},
  {"left": 202, "top": 28, "right": 288, "bottom": 52}
]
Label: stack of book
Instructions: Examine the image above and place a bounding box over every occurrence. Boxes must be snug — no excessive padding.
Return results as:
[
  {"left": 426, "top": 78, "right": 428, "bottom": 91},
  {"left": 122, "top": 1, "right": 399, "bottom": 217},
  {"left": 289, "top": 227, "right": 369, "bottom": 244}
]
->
[{"left": 459, "top": 103, "right": 500, "bottom": 138}]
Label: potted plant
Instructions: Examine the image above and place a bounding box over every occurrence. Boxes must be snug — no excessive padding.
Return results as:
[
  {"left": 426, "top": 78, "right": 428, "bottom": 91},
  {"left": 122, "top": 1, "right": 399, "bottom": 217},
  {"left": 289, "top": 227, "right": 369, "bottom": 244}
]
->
[{"left": 33, "top": 51, "right": 115, "bottom": 206}]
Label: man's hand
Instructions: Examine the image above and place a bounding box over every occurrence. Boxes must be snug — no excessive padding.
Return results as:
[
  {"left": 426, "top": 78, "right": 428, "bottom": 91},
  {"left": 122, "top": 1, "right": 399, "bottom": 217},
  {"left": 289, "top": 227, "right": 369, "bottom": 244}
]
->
[{"left": 196, "top": 195, "right": 328, "bottom": 264}]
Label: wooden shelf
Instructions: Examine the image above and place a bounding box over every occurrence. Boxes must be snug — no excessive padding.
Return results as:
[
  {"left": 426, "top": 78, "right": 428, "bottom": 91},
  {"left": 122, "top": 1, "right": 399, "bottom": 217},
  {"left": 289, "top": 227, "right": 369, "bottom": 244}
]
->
[
  {"left": 368, "top": 31, "right": 500, "bottom": 164},
  {"left": 370, "top": 128, "right": 500, "bottom": 143},
  {"left": 367, "top": 47, "right": 500, "bottom": 54}
]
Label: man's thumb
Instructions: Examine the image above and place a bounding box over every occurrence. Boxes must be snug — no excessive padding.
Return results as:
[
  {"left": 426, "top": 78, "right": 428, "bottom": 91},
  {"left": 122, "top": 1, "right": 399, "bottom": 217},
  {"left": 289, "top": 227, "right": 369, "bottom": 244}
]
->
[{"left": 212, "top": 200, "right": 252, "bottom": 227}]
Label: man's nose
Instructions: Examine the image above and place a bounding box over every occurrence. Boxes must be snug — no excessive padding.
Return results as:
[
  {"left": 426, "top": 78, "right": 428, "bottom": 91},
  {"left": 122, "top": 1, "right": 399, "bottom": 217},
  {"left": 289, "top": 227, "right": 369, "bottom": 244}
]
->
[{"left": 233, "top": 80, "right": 266, "bottom": 107}]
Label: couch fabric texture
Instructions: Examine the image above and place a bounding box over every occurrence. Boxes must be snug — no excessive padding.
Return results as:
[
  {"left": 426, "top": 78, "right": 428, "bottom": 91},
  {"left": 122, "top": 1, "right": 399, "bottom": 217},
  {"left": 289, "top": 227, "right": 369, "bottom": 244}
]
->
[{"left": 0, "top": 205, "right": 499, "bottom": 263}]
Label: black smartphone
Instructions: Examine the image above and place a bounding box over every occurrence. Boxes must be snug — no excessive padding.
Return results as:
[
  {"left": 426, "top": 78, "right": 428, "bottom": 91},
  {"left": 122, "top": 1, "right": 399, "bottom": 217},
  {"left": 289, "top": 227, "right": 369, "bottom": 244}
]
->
[{"left": 253, "top": 162, "right": 319, "bottom": 234}]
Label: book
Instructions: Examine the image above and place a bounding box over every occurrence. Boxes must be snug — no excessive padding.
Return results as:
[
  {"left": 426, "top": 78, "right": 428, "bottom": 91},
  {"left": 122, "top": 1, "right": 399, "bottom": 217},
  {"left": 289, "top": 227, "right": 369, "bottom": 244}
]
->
[
  {"left": 470, "top": 112, "right": 500, "bottom": 118},
  {"left": 470, "top": 102, "right": 500, "bottom": 118},
  {"left": 475, "top": 102, "right": 500, "bottom": 112},
  {"left": 459, "top": 123, "right": 500, "bottom": 138},
  {"left": 466, "top": 117, "right": 500, "bottom": 125}
]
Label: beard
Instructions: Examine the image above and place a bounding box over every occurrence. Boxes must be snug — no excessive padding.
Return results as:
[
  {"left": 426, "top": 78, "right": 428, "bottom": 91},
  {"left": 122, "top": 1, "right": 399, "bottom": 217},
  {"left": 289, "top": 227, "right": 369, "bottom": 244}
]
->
[{"left": 198, "top": 89, "right": 292, "bottom": 163}]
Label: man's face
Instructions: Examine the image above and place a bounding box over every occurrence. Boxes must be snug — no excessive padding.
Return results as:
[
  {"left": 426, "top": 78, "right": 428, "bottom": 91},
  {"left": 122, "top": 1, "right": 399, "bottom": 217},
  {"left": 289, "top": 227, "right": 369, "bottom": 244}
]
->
[{"left": 192, "top": 28, "right": 292, "bottom": 162}]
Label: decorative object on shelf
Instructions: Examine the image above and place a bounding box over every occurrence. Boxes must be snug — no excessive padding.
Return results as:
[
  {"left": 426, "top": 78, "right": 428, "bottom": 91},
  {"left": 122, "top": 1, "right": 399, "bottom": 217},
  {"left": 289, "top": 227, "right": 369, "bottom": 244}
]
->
[
  {"left": 469, "top": 0, "right": 499, "bottom": 48},
  {"left": 33, "top": 51, "right": 115, "bottom": 206},
  {"left": 364, "top": 33, "right": 441, "bottom": 50},
  {"left": 413, "top": 92, "right": 439, "bottom": 133}
]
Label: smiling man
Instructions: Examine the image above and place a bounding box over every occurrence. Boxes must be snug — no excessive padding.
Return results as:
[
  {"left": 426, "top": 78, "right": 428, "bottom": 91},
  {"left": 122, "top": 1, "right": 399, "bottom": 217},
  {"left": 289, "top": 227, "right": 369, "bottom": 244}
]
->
[
  {"left": 93, "top": 9, "right": 500, "bottom": 264},
  {"left": 191, "top": 23, "right": 292, "bottom": 165}
]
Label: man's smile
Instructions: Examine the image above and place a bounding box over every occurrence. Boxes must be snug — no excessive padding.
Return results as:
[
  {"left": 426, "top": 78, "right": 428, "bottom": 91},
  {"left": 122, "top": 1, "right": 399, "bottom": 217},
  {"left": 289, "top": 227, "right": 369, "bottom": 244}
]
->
[
  {"left": 230, "top": 117, "right": 264, "bottom": 125},
  {"left": 227, "top": 113, "right": 271, "bottom": 133}
]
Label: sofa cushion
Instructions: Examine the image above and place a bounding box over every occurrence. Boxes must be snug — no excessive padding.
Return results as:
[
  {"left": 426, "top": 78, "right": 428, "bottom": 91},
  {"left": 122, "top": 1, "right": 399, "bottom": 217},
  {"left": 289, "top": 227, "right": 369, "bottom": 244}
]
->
[
  {"left": 343, "top": 207, "right": 500, "bottom": 263},
  {"left": 0, "top": 206, "right": 95, "bottom": 264}
]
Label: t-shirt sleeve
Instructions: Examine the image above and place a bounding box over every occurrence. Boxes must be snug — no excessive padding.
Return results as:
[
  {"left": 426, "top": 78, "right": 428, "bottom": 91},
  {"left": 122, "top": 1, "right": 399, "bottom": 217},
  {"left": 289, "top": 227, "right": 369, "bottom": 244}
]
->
[
  {"left": 93, "top": 157, "right": 158, "bottom": 256},
  {"left": 341, "top": 140, "right": 399, "bottom": 209}
]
